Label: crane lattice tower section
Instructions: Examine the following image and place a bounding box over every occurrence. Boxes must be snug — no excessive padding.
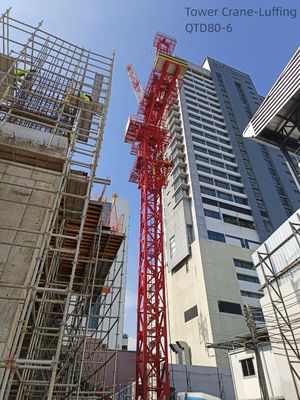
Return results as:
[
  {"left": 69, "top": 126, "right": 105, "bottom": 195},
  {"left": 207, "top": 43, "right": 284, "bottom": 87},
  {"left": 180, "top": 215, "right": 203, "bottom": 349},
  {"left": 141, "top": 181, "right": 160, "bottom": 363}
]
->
[{"left": 124, "top": 33, "right": 187, "bottom": 400}]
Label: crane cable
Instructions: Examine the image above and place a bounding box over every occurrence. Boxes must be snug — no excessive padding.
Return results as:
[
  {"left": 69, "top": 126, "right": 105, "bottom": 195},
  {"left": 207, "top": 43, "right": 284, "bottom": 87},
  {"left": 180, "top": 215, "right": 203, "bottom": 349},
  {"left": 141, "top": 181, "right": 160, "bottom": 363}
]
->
[{"left": 130, "top": 48, "right": 155, "bottom": 67}]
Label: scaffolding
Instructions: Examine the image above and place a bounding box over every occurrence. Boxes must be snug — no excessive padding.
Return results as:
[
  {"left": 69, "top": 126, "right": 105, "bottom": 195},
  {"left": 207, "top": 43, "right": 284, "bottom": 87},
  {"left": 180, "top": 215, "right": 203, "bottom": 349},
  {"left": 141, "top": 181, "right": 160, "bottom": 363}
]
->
[
  {"left": 0, "top": 9, "right": 126, "bottom": 399},
  {"left": 254, "top": 216, "right": 300, "bottom": 399}
]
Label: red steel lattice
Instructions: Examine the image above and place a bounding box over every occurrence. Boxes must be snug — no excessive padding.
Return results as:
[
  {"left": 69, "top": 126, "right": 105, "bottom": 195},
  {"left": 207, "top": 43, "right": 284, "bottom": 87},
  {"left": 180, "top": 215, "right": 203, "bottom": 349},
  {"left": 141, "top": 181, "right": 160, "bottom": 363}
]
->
[{"left": 125, "top": 33, "right": 187, "bottom": 400}]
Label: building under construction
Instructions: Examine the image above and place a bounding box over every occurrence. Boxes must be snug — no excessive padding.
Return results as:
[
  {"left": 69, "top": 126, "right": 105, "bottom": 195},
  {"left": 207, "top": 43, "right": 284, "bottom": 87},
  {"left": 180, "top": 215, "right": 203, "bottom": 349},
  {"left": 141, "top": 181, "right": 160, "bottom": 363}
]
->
[{"left": 0, "top": 9, "right": 127, "bottom": 399}]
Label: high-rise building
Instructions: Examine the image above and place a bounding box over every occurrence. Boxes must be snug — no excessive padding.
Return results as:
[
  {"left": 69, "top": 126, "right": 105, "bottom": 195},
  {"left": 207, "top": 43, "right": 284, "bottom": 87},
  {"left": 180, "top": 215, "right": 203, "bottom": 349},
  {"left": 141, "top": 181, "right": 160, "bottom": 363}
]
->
[{"left": 163, "top": 57, "right": 300, "bottom": 370}]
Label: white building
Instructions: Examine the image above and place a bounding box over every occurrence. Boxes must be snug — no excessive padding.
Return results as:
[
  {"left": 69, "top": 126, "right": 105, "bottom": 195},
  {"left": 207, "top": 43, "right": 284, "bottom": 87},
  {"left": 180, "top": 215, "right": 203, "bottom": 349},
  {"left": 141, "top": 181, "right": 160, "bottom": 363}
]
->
[
  {"left": 252, "top": 209, "right": 300, "bottom": 400},
  {"left": 229, "top": 342, "right": 284, "bottom": 400},
  {"left": 164, "top": 59, "right": 269, "bottom": 371}
]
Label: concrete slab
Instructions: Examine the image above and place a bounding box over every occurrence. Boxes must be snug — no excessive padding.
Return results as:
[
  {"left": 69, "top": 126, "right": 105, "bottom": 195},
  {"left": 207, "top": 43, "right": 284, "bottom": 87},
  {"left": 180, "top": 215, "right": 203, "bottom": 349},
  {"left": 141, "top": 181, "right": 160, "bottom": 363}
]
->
[
  {"left": 6, "top": 164, "right": 33, "bottom": 179},
  {"left": 1, "top": 245, "right": 34, "bottom": 284},
  {"left": 0, "top": 199, "right": 26, "bottom": 227}
]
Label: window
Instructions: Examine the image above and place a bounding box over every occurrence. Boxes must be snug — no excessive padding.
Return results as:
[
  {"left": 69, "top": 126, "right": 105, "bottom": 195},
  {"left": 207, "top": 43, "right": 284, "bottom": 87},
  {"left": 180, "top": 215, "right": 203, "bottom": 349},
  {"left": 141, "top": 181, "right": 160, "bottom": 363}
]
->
[
  {"left": 208, "top": 150, "right": 220, "bottom": 158},
  {"left": 207, "top": 142, "right": 220, "bottom": 150},
  {"left": 204, "top": 209, "right": 221, "bottom": 219},
  {"left": 189, "top": 113, "right": 201, "bottom": 121},
  {"left": 240, "top": 358, "right": 255, "bottom": 377},
  {"left": 197, "top": 165, "right": 211, "bottom": 174},
  {"left": 223, "top": 214, "right": 239, "bottom": 225},
  {"left": 264, "top": 221, "right": 273, "bottom": 234},
  {"left": 202, "top": 198, "right": 253, "bottom": 215},
  {"left": 223, "top": 155, "right": 235, "bottom": 162},
  {"left": 194, "top": 140, "right": 205, "bottom": 148},
  {"left": 173, "top": 178, "right": 183, "bottom": 191},
  {"left": 208, "top": 230, "right": 226, "bottom": 243},
  {"left": 184, "top": 82, "right": 194, "bottom": 89},
  {"left": 186, "top": 99, "right": 198, "bottom": 107},
  {"left": 237, "top": 273, "right": 259, "bottom": 283},
  {"left": 191, "top": 128, "right": 203, "bottom": 136},
  {"left": 185, "top": 88, "right": 195, "bottom": 94},
  {"left": 195, "top": 154, "right": 209, "bottom": 163},
  {"left": 239, "top": 218, "right": 255, "bottom": 229},
  {"left": 199, "top": 175, "right": 214, "bottom": 185},
  {"left": 203, "top": 125, "right": 216, "bottom": 133},
  {"left": 184, "top": 305, "right": 198, "bottom": 322},
  {"left": 218, "top": 300, "right": 242, "bottom": 315},
  {"left": 215, "top": 180, "right": 230, "bottom": 190},
  {"left": 185, "top": 93, "right": 197, "bottom": 100},
  {"left": 213, "top": 170, "right": 227, "bottom": 179},
  {"left": 228, "top": 174, "right": 241, "bottom": 182},
  {"left": 202, "top": 118, "right": 212, "bottom": 125},
  {"left": 201, "top": 111, "right": 212, "bottom": 119},
  {"left": 170, "top": 236, "right": 176, "bottom": 259},
  {"left": 211, "top": 160, "right": 224, "bottom": 168},
  {"left": 174, "top": 190, "right": 184, "bottom": 203},
  {"left": 205, "top": 132, "right": 215, "bottom": 141},
  {"left": 215, "top": 123, "right": 226, "bottom": 129},
  {"left": 187, "top": 106, "right": 199, "bottom": 114},
  {"left": 190, "top": 121, "right": 203, "bottom": 129},
  {"left": 226, "top": 234, "right": 246, "bottom": 248},
  {"left": 187, "top": 224, "right": 195, "bottom": 244},
  {"left": 231, "top": 185, "right": 245, "bottom": 194},
  {"left": 217, "top": 191, "right": 233, "bottom": 201},
  {"left": 245, "top": 239, "right": 261, "bottom": 249},
  {"left": 241, "top": 290, "right": 263, "bottom": 299},
  {"left": 201, "top": 187, "right": 216, "bottom": 197},
  {"left": 234, "top": 196, "right": 248, "bottom": 205},
  {"left": 225, "top": 164, "right": 238, "bottom": 172},
  {"left": 193, "top": 144, "right": 207, "bottom": 154}
]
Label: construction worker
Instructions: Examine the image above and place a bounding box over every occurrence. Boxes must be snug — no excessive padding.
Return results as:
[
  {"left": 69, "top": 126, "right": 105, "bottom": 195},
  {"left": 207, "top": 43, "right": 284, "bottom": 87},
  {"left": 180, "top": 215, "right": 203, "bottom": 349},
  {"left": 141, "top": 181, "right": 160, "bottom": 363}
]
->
[
  {"left": 79, "top": 91, "right": 92, "bottom": 103},
  {"left": 69, "top": 131, "right": 76, "bottom": 143},
  {"left": 14, "top": 68, "right": 36, "bottom": 83}
]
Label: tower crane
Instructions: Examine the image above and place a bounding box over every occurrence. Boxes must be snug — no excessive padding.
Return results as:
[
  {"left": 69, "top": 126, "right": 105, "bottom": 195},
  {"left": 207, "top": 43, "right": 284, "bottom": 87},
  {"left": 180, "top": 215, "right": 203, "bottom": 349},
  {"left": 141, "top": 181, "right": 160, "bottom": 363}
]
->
[{"left": 124, "top": 33, "right": 187, "bottom": 400}]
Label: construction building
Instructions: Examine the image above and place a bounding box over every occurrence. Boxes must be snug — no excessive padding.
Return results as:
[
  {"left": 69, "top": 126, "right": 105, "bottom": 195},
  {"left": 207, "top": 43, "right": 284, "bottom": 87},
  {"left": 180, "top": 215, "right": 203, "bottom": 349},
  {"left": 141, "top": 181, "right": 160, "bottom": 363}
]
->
[
  {"left": 163, "top": 52, "right": 300, "bottom": 380},
  {"left": 0, "top": 9, "right": 128, "bottom": 399}
]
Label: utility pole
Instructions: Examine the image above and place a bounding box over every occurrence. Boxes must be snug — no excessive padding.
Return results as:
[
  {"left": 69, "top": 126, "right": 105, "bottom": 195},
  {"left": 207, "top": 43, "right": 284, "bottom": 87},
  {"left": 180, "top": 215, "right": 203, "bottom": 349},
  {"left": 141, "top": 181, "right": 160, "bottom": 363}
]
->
[{"left": 244, "top": 305, "right": 270, "bottom": 400}]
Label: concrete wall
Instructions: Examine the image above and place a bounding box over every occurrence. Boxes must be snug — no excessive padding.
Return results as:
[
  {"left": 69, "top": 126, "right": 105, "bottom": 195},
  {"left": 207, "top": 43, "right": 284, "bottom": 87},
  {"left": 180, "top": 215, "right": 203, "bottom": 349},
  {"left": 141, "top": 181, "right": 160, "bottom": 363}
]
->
[
  {"left": 229, "top": 345, "right": 284, "bottom": 400},
  {"left": 0, "top": 160, "right": 61, "bottom": 378},
  {"left": 166, "top": 237, "right": 250, "bottom": 369},
  {"left": 164, "top": 197, "right": 192, "bottom": 271}
]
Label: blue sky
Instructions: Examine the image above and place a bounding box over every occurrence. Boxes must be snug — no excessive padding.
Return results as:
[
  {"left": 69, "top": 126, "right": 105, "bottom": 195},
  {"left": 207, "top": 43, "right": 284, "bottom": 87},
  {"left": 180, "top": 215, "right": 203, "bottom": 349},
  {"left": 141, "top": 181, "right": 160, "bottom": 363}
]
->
[{"left": 2, "top": 0, "right": 299, "bottom": 349}]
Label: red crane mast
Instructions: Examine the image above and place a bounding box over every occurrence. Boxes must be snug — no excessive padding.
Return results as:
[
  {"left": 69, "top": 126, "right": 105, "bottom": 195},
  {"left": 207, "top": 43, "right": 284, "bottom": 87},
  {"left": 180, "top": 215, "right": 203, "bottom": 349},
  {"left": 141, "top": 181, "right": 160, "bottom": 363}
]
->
[{"left": 124, "top": 33, "right": 187, "bottom": 400}]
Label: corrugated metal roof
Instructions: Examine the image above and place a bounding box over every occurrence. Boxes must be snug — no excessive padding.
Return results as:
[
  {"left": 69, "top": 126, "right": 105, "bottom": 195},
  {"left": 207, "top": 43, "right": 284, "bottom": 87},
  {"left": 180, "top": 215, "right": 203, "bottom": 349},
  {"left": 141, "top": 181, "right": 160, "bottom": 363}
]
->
[{"left": 243, "top": 47, "right": 300, "bottom": 151}]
